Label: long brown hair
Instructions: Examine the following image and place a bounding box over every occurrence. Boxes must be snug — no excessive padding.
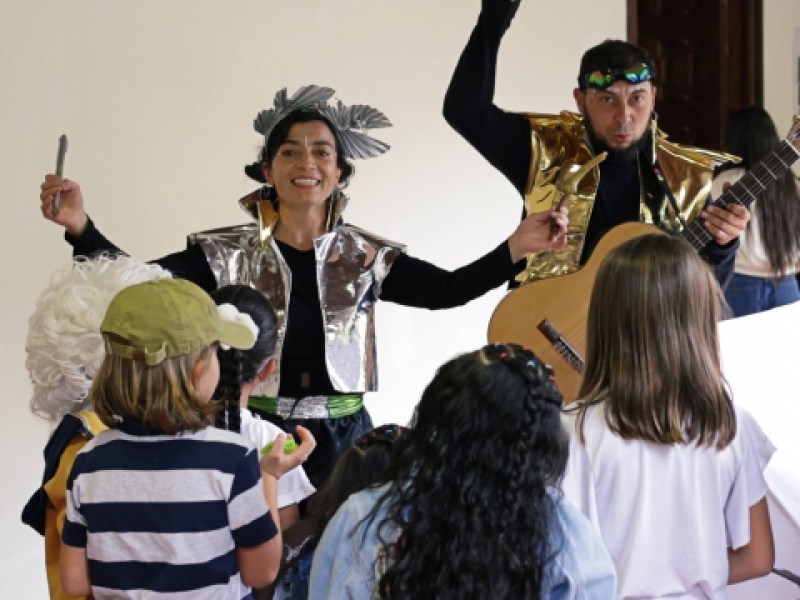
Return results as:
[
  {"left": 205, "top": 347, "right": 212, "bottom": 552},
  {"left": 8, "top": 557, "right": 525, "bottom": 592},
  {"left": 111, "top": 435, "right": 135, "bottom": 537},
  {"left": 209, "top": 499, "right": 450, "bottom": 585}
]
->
[
  {"left": 719, "top": 106, "right": 800, "bottom": 277},
  {"left": 576, "top": 234, "right": 736, "bottom": 449},
  {"left": 90, "top": 344, "right": 217, "bottom": 435}
]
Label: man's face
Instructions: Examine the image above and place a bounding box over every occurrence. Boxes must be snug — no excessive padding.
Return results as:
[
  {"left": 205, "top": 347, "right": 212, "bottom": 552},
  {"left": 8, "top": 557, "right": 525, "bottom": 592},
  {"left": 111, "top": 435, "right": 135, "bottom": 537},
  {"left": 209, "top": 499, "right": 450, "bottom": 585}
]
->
[{"left": 573, "top": 81, "right": 656, "bottom": 158}]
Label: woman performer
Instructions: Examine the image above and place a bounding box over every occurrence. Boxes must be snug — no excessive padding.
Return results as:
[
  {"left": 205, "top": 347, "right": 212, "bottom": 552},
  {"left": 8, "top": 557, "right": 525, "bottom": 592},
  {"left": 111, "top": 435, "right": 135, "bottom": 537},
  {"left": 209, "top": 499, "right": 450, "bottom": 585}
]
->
[{"left": 39, "top": 85, "right": 568, "bottom": 488}]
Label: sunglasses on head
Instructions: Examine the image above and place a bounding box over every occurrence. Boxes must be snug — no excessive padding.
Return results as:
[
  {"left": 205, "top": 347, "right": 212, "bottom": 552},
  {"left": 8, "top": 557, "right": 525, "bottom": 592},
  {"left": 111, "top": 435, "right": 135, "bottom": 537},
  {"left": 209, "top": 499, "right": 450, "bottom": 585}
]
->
[
  {"left": 583, "top": 63, "right": 654, "bottom": 90},
  {"left": 356, "top": 424, "right": 407, "bottom": 448}
]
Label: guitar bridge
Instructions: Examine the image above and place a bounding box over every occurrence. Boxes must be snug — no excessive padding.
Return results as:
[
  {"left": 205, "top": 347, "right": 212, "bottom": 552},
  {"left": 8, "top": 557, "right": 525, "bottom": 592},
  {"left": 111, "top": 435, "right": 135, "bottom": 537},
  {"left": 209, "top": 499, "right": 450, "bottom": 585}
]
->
[{"left": 537, "top": 319, "right": 585, "bottom": 374}]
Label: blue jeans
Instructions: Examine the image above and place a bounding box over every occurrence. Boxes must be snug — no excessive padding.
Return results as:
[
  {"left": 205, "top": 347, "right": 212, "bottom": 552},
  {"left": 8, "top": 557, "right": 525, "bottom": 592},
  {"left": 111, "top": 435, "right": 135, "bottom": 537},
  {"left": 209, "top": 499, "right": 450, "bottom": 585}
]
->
[{"left": 724, "top": 272, "right": 800, "bottom": 318}]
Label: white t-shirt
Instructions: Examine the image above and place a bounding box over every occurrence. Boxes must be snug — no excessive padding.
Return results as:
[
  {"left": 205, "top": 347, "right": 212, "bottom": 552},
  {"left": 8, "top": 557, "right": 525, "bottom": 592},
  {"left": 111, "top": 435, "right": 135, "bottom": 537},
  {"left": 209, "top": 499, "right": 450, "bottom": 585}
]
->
[
  {"left": 561, "top": 404, "right": 774, "bottom": 600},
  {"left": 239, "top": 408, "right": 316, "bottom": 509},
  {"left": 711, "top": 169, "right": 800, "bottom": 278}
]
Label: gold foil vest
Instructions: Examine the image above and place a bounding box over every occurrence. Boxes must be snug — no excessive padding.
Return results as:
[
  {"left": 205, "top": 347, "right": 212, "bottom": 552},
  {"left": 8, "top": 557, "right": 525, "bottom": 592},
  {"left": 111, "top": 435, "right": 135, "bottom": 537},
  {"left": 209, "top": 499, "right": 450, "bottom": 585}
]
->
[
  {"left": 190, "top": 191, "right": 405, "bottom": 397},
  {"left": 516, "top": 111, "right": 738, "bottom": 284}
]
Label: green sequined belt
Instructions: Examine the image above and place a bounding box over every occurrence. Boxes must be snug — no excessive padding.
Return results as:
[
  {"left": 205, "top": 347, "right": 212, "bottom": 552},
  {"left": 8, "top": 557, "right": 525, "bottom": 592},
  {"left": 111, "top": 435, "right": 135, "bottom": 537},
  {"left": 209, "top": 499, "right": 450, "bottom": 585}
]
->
[{"left": 248, "top": 394, "right": 364, "bottom": 420}]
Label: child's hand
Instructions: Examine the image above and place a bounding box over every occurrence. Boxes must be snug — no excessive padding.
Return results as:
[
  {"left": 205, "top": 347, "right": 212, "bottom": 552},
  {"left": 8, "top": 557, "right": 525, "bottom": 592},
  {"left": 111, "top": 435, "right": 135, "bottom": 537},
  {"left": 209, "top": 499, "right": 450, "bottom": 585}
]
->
[{"left": 259, "top": 426, "right": 316, "bottom": 480}]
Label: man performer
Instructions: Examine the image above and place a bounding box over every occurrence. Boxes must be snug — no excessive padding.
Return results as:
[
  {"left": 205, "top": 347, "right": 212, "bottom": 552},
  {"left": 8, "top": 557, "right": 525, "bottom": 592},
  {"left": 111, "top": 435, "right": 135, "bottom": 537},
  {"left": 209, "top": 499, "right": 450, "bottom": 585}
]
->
[{"left": 443, "top": 0, "right": 749, "bottom": 286}]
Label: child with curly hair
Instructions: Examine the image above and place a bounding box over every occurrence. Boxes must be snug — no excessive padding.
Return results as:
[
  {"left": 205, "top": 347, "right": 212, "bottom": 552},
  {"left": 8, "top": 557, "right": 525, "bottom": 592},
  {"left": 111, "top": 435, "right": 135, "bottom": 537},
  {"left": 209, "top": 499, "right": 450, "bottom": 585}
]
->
[{"left": 310, "top": 343, "right": 615, "bottom": 599}]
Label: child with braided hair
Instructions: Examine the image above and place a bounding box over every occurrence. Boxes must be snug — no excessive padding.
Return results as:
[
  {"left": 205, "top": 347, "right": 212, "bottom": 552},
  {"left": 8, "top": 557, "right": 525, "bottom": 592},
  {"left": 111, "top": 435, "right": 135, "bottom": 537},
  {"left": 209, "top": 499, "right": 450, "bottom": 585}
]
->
[
  {"left": 210, "top": 285, "right": 316, "bottom": 530},
  {"left": 256, "top": 424, "right": 408, "bottom": 600},
  {"left": 562, "top": 234, "right": 775, "bottom": 599},
  {"left": 309, "top": 343, "right": 616, "bottom": 600}
]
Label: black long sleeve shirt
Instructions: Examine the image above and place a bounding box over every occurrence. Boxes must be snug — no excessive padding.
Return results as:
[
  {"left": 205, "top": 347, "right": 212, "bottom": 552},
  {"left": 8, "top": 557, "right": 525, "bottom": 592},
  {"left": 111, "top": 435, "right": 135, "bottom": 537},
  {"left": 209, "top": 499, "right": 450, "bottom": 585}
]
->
[
  {"left": 443, "top": 0, "right": 737, "bottom": 285},
  {"left": 67, "top": 218, "right": 521, "bottom": 397}
]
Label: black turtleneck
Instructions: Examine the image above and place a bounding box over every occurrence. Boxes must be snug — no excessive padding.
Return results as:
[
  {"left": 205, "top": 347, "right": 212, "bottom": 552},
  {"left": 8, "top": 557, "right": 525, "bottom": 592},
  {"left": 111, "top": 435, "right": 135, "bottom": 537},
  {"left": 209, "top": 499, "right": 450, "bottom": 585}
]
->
[
  {"left": 582, "top": 152, "right": 641, "bottom": 262},
  {"left": 67, "top": 219, "right": 521, "bottom": 398}
]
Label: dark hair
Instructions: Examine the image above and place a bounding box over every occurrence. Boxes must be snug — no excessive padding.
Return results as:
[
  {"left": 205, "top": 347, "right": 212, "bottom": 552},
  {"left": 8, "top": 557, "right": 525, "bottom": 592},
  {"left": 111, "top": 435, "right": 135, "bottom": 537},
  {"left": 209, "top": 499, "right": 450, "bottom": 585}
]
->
[
  {"left": 210, "top": 285, "right": 278, "bottom": 433},
  {"left": 244, "top": 110, "right": 355, "bottom": 186},
  {"left": 307, "top": 424, "right": 408, "bottom": 524},
  {"left": 578, "top": 39, "right": 657, "bottom": 89},
  {"left": 366, "top": 344, "right": 568, "bottom": 600},
  {"left": 719, "top": 106, "right": 800, "bottom": 277},
  {"left": 577, "top": 234, "right": 735, "bottom": 449}
]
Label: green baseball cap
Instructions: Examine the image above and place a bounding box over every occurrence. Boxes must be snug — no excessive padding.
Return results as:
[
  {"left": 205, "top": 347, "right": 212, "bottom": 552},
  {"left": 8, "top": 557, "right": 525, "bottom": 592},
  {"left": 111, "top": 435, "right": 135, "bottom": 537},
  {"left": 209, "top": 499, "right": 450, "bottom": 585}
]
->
[{"left": 101, "top": 279, "right": 255, "bottom": 366}]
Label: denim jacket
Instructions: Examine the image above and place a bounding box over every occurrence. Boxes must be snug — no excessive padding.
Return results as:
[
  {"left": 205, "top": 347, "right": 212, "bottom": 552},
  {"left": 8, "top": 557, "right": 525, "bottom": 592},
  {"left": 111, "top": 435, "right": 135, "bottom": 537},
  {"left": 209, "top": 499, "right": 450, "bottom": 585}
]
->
[{"left": 308, "top": 484, "right": 616, "bottom": 599}]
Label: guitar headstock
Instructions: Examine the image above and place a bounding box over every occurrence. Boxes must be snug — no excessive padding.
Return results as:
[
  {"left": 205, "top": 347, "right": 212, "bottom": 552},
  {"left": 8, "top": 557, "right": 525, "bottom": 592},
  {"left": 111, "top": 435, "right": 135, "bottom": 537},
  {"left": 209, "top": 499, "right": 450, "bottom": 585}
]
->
[{"left": 787, "top": 116, "right": 800, "bottom": 151}]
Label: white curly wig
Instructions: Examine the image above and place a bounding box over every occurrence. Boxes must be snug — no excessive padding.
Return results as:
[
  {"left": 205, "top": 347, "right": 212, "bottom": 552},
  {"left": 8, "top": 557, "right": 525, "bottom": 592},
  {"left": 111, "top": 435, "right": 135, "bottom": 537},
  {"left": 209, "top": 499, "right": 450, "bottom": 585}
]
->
[{"left": 26, "top": 255, "right": 172, "bottom": 422}]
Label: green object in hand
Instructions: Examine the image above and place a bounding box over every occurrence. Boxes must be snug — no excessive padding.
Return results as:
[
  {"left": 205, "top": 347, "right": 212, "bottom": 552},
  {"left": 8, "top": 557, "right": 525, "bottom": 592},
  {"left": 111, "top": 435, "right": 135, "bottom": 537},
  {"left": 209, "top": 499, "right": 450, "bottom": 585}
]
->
[{"left": 261, "top": 438, "right": 298, "bottom": 456}]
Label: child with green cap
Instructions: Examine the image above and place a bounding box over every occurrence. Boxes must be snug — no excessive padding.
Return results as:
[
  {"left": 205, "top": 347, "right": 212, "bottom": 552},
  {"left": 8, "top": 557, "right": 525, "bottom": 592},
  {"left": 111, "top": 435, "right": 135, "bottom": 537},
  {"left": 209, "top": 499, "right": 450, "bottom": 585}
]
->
[{"left": 58, "top": 278, "right": 315, "bottom": 599}]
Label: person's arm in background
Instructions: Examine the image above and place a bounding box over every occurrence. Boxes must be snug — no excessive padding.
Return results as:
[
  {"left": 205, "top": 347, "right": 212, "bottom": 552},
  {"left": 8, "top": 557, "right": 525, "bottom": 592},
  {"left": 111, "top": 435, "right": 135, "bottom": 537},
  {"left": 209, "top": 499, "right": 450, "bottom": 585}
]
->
[
  {"left": 60, "top": 459, "right": 93, "bottom": 597},
  {"left": 60, "top": 545, "right": 91, "bottom": 597},
  {"left": 308, "top": 497, "right": 375, "bottom": 600},
  {"left": 728, "top": 497, "right": 774, "bottom": 583},
  {"left": 237, "top": 429, "right": 316, "bottom": 589},
  {"left": 443, "top": 0, "right": 532, "bottom": 196}
]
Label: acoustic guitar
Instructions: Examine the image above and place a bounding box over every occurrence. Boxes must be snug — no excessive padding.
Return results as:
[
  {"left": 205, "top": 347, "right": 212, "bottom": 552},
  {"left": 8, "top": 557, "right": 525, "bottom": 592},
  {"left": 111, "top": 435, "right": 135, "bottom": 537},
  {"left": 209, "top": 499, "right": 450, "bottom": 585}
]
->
[{"left": 488, "top": 118, "right": 800, "bottom": 403}]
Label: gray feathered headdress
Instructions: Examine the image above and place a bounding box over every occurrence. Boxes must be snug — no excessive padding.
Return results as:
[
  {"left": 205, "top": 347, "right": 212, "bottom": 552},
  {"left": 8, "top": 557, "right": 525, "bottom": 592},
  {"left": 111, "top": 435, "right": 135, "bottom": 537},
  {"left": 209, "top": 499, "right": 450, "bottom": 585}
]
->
[{"left": 254, "top": 85, "right": 392, "bottom": 160}]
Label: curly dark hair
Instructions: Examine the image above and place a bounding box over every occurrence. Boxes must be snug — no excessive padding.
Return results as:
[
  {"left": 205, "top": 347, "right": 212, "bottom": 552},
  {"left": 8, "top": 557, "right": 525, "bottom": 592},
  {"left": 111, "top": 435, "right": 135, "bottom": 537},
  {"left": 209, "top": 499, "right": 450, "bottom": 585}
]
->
[
  {"left": 210, "top": 285, "right": 278, "bottom": 433},
  {"left": 307, "top": 424, "right": 408, "bottom": 524},
  {"left": 365, "top": 343, "right": 568, "bottom": 599}
]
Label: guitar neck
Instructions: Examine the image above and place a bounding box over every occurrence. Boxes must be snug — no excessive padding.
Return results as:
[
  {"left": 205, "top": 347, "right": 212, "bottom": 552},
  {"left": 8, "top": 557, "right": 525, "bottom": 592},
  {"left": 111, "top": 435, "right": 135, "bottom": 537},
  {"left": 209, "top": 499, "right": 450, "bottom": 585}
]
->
[{"left": 681, "top": 140, "right": 800, "bottom": 252}]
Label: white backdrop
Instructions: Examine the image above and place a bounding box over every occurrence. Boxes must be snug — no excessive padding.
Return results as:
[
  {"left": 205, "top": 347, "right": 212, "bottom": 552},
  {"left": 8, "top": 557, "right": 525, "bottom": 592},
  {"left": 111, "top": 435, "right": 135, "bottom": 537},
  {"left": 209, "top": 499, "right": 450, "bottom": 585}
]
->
[
  {"left": 4, "top": 1, "right": 799, "bottom": 598},
  {"left": 721, "top": 303, "right": 800, "bottom": 599},
  {"left": 0, "top": 1, "right": 623, "bottom": 596}
]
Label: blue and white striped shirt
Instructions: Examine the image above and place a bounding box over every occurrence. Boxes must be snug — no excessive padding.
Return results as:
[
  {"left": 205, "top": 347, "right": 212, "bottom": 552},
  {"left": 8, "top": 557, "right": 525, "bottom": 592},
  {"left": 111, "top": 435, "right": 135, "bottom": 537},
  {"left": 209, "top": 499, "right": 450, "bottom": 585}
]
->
[{"left": 62, "top": 419, "right": 277, "bottom": 599}]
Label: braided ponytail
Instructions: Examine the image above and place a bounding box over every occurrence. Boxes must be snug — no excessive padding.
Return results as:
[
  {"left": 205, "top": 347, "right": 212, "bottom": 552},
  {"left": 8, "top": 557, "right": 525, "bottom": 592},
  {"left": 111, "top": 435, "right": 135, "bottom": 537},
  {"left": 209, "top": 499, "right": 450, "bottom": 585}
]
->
[
  {"left": 210, "top": 285, "right": 278, "bottom": 432},
  {"left": 213, "top": 348, "right": 244, "bottom": 432},
  {"left": 368, "top": 343, "right": 570, "bottom": 600}
]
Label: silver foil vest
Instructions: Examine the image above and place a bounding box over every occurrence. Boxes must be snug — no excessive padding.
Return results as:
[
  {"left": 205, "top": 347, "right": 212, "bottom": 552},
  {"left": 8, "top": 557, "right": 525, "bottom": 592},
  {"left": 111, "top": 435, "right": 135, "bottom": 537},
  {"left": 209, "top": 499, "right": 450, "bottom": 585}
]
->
[{"left": 190, "top": 199, "right": 405, "bottom": 397}]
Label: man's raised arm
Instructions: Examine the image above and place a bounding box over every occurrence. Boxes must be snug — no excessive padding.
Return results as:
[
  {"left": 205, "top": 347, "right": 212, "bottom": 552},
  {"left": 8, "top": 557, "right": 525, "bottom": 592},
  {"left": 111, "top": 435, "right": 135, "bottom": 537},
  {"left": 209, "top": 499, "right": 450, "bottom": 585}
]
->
[{"left": 443, "top": 0, "right": 532, "bottom": 196}]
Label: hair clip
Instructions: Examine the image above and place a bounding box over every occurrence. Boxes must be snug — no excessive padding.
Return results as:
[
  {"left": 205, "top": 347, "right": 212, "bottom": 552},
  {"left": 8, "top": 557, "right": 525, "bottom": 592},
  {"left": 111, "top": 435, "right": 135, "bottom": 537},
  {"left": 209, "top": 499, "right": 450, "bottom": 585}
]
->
[{"left": 500, "top": 353, "right": 508, "bottom": 359}]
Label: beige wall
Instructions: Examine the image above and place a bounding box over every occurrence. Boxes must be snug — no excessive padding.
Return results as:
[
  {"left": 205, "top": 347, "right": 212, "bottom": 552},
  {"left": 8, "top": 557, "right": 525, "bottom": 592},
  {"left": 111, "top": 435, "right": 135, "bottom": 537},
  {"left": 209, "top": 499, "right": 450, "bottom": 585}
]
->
[
  {"left": 1, "top": 1, "right": 624, "bottom": 595},
  {"left": 764, "top": 0, "right": 800, "bottom": 175}
]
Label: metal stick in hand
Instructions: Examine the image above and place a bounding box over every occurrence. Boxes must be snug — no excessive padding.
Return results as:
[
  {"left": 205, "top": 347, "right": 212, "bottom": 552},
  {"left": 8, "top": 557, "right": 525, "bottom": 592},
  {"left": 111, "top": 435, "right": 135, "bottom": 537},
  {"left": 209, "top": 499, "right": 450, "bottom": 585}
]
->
[{"left": 52, "top": 135, "right": 68, "bottom": 218}]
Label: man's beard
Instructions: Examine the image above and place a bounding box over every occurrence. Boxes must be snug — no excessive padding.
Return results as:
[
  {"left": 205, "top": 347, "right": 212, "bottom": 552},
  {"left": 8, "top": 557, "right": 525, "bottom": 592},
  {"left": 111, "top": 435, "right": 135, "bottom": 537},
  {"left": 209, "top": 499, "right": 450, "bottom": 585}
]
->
[{"left": 584, "top": 112, "right": 650, "bottom": 162}]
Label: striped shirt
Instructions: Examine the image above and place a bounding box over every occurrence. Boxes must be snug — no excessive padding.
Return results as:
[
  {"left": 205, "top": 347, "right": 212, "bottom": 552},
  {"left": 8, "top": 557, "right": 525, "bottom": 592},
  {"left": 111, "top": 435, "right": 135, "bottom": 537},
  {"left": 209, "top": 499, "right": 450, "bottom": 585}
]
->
[{"left": 62, "top": 420, "right": 277, "bottom": 599}]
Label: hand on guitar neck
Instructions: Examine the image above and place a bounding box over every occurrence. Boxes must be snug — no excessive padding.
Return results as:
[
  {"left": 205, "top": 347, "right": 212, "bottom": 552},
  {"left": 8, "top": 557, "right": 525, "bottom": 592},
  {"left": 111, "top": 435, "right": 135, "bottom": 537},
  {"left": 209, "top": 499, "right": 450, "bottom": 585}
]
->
[
  {"left": 700, "top": 116, "right": 800, "bottom": 246},
  {"left": 489, "top": 115, "right": 800, "bottom": 404},
  {"left": 699, "top": 203, "right": 750, "bottom": 246}
]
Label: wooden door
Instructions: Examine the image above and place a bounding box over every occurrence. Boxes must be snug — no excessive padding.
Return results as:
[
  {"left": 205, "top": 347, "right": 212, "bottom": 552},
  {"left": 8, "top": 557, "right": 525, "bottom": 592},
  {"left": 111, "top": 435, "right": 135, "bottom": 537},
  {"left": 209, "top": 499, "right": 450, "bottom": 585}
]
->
[{"left": 628, "top": 0, "right": 763, "bottom": 151}]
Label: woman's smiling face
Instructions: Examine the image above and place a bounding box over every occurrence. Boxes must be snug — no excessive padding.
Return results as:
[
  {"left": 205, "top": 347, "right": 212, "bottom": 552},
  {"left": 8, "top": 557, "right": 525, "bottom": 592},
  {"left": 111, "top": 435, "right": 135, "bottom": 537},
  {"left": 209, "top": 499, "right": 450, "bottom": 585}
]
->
[{"left": 262, "top": 120, "right": 343, "bottom": 211}]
